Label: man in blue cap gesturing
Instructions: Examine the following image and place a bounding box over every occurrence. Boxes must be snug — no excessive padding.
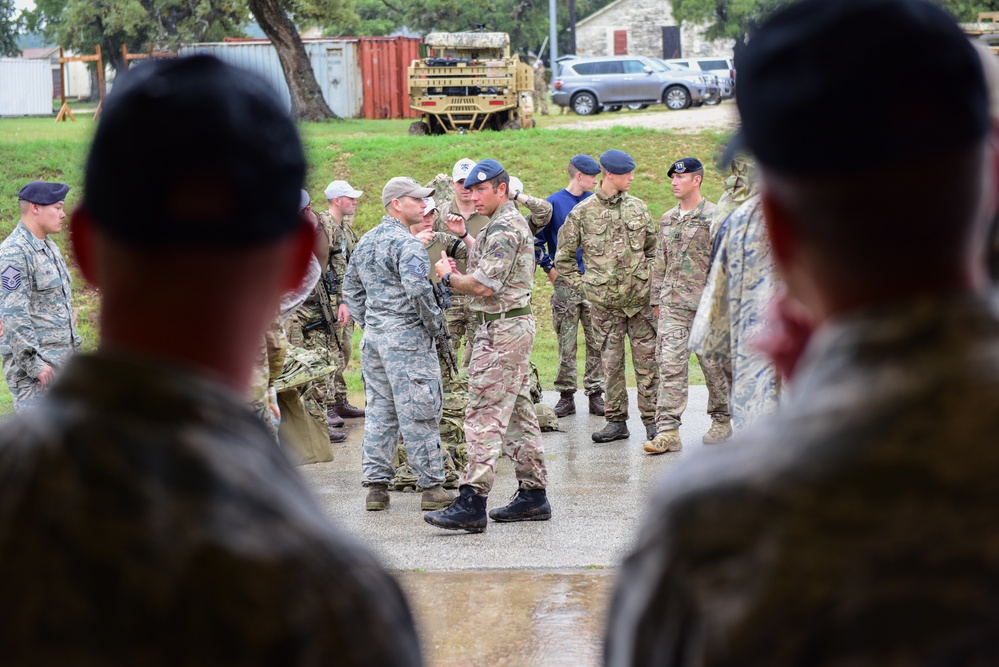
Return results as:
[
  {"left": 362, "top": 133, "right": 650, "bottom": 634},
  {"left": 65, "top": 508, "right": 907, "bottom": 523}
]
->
[
  {"left": 0, "top": 181, "right": 80, "bottom": 411},
  {"left": 555, "top": 149, "right": 659, "bottom": 444}
]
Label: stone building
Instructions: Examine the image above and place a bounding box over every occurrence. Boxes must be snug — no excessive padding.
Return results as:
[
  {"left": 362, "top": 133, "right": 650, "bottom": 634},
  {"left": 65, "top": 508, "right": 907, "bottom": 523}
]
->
[{"left": 573, "top": 0, "right": 733, "bottom": 60}]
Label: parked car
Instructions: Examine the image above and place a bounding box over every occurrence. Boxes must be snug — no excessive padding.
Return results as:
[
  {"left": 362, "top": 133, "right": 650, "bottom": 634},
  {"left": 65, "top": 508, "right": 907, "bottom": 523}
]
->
[
  {"left": 653, "top": 59, "right": 724, "bottom": 105},
  {"left": 663, "top": 57, "right": 736, "bottom": 99},
  {"left": 552, "top": 55, "right": 720, "bottom": 115}
]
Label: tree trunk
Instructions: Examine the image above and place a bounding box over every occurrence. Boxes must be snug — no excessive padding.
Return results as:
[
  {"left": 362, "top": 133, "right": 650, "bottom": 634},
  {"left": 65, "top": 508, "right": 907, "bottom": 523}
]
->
[{"left": 246, "top": 0, "right": 338, "bottom": 122}]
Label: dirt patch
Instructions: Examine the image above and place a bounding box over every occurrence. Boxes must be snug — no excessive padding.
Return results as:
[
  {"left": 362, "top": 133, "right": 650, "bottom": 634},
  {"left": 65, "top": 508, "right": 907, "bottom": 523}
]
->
[{"left": 552, "top": 100, "right": 738, "bottom": 133}]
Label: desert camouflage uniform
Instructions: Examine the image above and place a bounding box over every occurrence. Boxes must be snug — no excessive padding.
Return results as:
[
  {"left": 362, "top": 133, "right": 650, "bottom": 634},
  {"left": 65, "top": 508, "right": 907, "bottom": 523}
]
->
[
  {"left": 0, "top": 353, "right": 422, "bottom": 666},
  {"left": 0, "top": 221, "right": 80, "bottom": 411},
  {"left": 344, "top": 215, "right": 447, "bottom": 490},
  {"left": 555, "top": 183, "right": 659, "bottom": 424},
  {"left": 650, "top": 198, "right": 730, "bottom": 432},
  {"left": 607, "top": 293, "right": 999, "bottom": 667},
  {"left": 320, "top": 210, "right": 359, "bottom": 403},
  {"left": 435, "top": 200, "right": 489, "bottom": 366},
  {"left": 690, "top": 196, "right": 780, "bottom": 429},
  {"left": 461, "top": 200, "right": 547, "bottom": 496},
  {"left": 533, "top": 64, "right": 549, "bottom": 115}
]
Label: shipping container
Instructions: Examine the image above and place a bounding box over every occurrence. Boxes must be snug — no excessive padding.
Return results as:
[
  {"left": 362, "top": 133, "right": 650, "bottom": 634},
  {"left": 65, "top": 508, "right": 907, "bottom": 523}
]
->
[
  {"left": 359, "top": 37, "right": 422, "bottom": 119},
  {"left": 0, "top": 58, "right": 53, "bottom": 116}
]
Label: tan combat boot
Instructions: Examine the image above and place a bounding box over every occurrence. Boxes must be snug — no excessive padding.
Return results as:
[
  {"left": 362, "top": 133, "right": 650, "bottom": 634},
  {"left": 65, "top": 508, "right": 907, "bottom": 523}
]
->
[
  {"left": 702, "top": 420, "right": 733, "bottom": 444},
  {"left": 365, "top": 483, "right": 390, "bottom": 511},
  {"left": 643, "top": 429, "right": 682, "bottom": 455},
  {"left": 420, "top": 485, "right": 455, "bottom": 511}
]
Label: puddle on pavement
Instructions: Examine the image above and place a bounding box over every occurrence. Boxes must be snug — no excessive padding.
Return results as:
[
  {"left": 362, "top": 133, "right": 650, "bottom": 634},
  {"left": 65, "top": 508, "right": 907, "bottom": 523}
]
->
[{"left": 397, "top": 569, "right": 615, "bottom": 667}]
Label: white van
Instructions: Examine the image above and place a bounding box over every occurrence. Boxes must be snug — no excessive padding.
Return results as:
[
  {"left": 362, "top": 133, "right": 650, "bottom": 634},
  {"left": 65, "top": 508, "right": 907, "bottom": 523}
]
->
[{"left": 663, "top": 57, "right": 735, "bottom": 98}]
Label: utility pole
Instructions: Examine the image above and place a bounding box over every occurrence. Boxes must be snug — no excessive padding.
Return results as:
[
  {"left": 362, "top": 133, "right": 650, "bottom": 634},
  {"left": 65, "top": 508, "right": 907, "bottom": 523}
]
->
[
  {"left": 549, "top": 0, "right": 558, "bottom": 67},
  {"left": 569, "top": 0, "right": 577, "bottom": 54}
]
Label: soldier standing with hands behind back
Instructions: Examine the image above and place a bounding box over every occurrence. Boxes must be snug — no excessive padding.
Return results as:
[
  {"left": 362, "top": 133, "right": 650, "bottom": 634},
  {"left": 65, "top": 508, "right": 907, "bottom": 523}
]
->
[{"left": 0, "top": 181, "right": 80, "bottom": 412}]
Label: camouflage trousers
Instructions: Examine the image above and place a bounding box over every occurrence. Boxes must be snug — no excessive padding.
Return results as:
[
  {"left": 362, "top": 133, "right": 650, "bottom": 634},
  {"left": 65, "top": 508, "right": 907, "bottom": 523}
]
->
[
  {"left": 551, "top": 277, "right": 603, "bottom": 396},
  {"left": 655, "top": 307, "right": 731, "bottom": 431},
  {"left": 590, "top": 303, "right": 660, "bottom": 424},
  {"left": 461, "top": 315, "right": 547, "bottom": 496},
  {"left": 360, "top": 329, "right": 446, "bottom": 489},
  {"left": 533, "top": 87, "right": 549, "bottom": 114},
  {"left": 445, "top": 294, "right": 480, "bottom": 367},
  {"left": 286, "top": 315, "right": 338, "bottom": 427},
  {"left": 332, "top": 318, "right": 354, "bottom": 402},
  {"left": 5, "top": 374, "right": 45, "bottom": 413}
]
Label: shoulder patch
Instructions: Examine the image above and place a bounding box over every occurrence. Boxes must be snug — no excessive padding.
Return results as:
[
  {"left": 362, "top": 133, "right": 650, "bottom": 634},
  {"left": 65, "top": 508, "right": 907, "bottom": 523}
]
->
[
  {"left": 404, "top": 254, "right": 429, "bottom": 278},
  {"left": 1, "top": 265, "right": 21, "bottom": 291}
]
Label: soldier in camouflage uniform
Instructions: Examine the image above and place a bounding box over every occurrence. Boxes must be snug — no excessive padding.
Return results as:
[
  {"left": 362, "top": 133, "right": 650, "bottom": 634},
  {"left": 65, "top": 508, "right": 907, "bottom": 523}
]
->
[
  {"left": 0, "top": 55, "right": 422, "bottom": 665},
  {"left": 320, "top": 180, "right": 366, "bottom": 418},
  {"left": 532, "top": 60, "right": 549, "bottom": 115},
  {"left": 646, "top": 158, "right": 731, "bottom": 455},
  {"left": 555, "top": 149, "right": 660, "bottom": 444},
  {"left": 425, "top": 159, "right": 551, "bottom": 533},
  {"left": 0, "top": 181, "right": 80, "bottom": 412},
  {"left": 343, "top": 177, "right": 454, "bottom": 514},
  {"left": 606, "top": 3, "right": 999, "bottom": 664}
]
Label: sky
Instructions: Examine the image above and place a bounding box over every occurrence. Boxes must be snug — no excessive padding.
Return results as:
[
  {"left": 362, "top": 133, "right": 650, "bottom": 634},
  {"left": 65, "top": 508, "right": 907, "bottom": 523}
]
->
[{"left": 15, "top": 0, "right": 35, "bottom": 10}]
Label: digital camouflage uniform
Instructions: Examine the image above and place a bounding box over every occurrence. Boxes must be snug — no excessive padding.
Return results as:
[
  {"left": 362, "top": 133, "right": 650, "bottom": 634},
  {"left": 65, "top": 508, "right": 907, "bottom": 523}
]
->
[
  {"left": 343, "top": 215, "right": 447, "bottom": 491},
  {"left": 689, "top": 196, "right": 780, "bottom": 429},
  {"left": 607, "top": 294, "right": 999, "bottom": 667},
  {"left": 650, "top": 198, "right": 730, "bottom": 432},
  {"left": 0, "top": 353, "right": 422, "bottom": 666},
  {"left": 435, "top": 200, "right": 489, "bottom": 367},
  {"left": 462, "top": 200, "right": 547, "bottom": 496},
  {"left": 555, "top": 183, "right": 659, "bottom": 425},
  {"left": 0, "top": 221, "right": 80, "bottom": 411},
  {"left": 320, "top": 210, "right": 359, "bottom": 403}
]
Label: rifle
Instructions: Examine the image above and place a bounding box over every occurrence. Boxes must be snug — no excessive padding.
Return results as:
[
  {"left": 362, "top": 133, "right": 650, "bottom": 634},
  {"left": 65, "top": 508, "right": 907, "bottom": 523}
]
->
[
  {"left": 303, "top": 270, "right": 344, "bottom": 355},
  {"left": 431, "top": 281, "right": 459, "bottom": 376}
]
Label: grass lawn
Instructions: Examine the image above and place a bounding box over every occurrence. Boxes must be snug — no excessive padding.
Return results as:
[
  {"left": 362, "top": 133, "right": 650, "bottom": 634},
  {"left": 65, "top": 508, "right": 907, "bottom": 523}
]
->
[{"left": 0, "top": 110, "right": 725, "bottom": 415}]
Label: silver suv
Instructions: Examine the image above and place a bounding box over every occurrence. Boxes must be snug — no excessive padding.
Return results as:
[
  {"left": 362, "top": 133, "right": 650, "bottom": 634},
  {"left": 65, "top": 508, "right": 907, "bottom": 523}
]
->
[
  {"left": 552, "top": 55, "right": 719, "bottom": 115},
  {"left": 663, "top": 57, "right": 736, "bottom": 99}
]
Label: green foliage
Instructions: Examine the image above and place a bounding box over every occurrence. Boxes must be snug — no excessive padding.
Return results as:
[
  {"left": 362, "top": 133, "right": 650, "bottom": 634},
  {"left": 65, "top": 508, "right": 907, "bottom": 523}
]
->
[
  {"left": 932, "top": 0, "right": 999, "bottom": 21},
  {"left": 0, "top": 0, "right": 20, "bottom": 56}
]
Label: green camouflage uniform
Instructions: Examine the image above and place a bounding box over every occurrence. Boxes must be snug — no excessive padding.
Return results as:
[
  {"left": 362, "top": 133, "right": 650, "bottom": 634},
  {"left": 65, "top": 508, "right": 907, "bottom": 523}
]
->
[
  {"left": 607, "top": 293, "right": 999, "bottom": 666},
  {"left": 461, "top": 200, "right": 547, "bottom": 496},
  {"left": 435, "top": 200, "right": 489, "bottom": 367},
  {"left": 0, "top": 221, "right": 81, "bottom": 411},
  {"left": 555, "top": 183, "right": 659, "bottom": 425},
  {"left": 247, "top": 317, "right": 287, "bottom": 438},
  {"left": 320, "top": 210, "right": 359, "bottom": 403},
  {"left": 689, "top": 196, "right": 780, "bottom": 429},
  {"left": 650, "top": 197, "right": 730, "bottom": 432},
  {"left": 533, "top": 64, "right": 549, "bottom": 115},
  {"left": 0, "top": 353, "right": 422, "bottom": 665}
]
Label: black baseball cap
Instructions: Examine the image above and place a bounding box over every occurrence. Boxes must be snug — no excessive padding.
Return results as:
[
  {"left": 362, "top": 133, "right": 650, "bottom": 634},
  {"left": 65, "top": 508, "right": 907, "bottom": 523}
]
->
[
  {"left": 727, "top": 0, "right": 988, "bottom": 174},
  {"left": 84, "top": 55, "right": 306, "bottom": 247}
]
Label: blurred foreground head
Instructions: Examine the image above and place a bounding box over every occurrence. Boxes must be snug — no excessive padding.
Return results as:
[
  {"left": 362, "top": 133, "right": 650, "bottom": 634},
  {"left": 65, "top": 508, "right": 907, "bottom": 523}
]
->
[{"left": 735, "top": 0, "right": 992, "bottom": 317}]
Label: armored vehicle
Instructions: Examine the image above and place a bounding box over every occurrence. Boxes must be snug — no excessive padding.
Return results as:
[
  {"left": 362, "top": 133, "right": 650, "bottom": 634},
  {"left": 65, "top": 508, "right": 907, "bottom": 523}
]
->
[{"left": 408, "top": 32, "right": 535, "bottom": 135}]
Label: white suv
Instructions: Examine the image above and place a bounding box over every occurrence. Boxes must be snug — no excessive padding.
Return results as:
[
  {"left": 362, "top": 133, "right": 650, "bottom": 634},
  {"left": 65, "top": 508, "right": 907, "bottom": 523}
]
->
[{"left": 664, "top": 57, "right": 736, "bottom": 99}]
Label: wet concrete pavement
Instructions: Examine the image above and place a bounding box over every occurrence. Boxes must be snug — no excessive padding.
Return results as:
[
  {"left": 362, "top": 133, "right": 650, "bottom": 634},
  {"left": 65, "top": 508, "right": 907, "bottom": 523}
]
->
[{"left": 299, "top": 387, "right": 717, "bottom": 666}]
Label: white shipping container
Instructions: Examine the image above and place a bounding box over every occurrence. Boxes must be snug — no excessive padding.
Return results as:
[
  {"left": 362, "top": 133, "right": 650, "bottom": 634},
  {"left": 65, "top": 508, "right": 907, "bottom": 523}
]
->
[
  {"left": 178, "top": 40, "right": 363, "bottom": 119},
  {"left": 0, "top": 59, "right": 53, "bottom": 116}
]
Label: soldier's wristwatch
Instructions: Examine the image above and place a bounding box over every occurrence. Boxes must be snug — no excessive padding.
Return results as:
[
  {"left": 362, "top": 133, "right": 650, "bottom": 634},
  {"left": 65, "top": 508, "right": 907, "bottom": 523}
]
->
[{"left": 442, "top": 272, "right": 453, "bottom": 288}]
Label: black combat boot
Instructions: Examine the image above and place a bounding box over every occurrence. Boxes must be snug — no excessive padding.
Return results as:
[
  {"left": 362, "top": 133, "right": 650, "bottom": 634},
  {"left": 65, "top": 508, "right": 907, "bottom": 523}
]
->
[
  {"left": 327, "top": 406, "right": 345, "bottom": 428},
  {"left": 329, "top": 428, "right": 347, "bottom": 443},
  {"left": 553, "top": 392, "right": 576, "bottom": 417},
  {"left": 592, "top": 421, "right": 630, "bottom": 443},
  {"left": 488, "top": 487, "right": 552, "bottom": 522},
  {"left": 588, "top": 391, "right": 605, "bottom": 416},
  {"left": 424, "top": 485, "right": 488, "bottom": 533}
]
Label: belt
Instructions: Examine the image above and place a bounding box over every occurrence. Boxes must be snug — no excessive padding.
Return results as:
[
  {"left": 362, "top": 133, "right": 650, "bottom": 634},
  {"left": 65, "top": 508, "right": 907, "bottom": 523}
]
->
[{"left": 477, "top": 305, "right": 532, "bottom": 323}]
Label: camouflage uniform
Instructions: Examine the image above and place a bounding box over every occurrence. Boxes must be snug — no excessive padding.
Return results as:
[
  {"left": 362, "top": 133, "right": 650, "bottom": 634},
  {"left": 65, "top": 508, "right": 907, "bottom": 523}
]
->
[
  {"left": 0, "top": 221, "right": 80, "bottom": 411},
  {"left": 689, "top": 196, "right": 780, "bottom": 429},
  {"left": 420, "top": 231, "right": 469, "bottom": 388},
  {"left": 650, "top": 198, "right": 730, "bottom": 432},
  {"left": 435, "top": 200, "right": 489, "bottom": 367},
  {"left": 461, "top": 200, "right": 547, "bottom": 496},
  {"left": 533, "top": 64, "right": 549, "bottom": 115},
  {"left": 247, "top": 317, "right": 287, "bottom": 438},
  {"left": 555, "top": 183, "right": 659, "bottom": 425},
  {"left": 344, "top": 215, "right": 447, "bottom": 490},
  {"left": 607, "top": 293, "right": 999, "bottom": 666},
  {"left": 0, "top": 353, "right": 422, "bottom": 665},
  {"left": 285, "top": 284, "right": 339, "bottom": 430},
  {"left": 320, "top": 210, "right": 360, "bottom": 403}
]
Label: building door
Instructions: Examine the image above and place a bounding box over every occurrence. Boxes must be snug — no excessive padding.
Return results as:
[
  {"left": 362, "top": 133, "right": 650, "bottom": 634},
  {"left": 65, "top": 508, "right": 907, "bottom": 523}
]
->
[
  {"left": 662, "top": 26, "right": 681, "bottom": 59},
  {"left": 613, "top": 30, "right": 628, "bottom": 55}
]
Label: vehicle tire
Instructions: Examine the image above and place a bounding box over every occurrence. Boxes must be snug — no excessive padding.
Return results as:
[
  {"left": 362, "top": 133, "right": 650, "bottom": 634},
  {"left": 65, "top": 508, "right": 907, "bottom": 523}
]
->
[
  {"left": 663, "top": 86, "right": 691, "bottom": 110},
  {"left": 704, "top": 97, "right": 720, "bottom": 106},
  {"left": 609, "top": 105, "right": 622, "bottom": 112},
  {"left": 626, "top": 103, "right": 649, "bottom": 110},
  {"left": 571, "top": 92, "right": 598, "bottom": 116},
  {"left": 500, "top": 119, "right": 521, "bottom": 131},
  {"left": 408, "top": 121, "right": 428, "bottom": 136}
]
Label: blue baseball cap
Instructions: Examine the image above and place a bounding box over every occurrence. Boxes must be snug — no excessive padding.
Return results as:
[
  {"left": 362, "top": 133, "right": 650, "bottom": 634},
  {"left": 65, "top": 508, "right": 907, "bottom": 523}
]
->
[
  {"left": 18, "top": 181, "right": 69, "bottom": 205},
  {"left": 599, "top": 150, "right": 636, "bottom": 175},
  {"left": 569, "top": 154, "right": 601, "bottom": 176}
]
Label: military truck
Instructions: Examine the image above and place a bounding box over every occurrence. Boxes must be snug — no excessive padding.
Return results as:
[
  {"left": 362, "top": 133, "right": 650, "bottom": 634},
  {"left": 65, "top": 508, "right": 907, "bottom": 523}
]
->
[{"left": 407, "top": 32, "right": 536, "bottom": 135}]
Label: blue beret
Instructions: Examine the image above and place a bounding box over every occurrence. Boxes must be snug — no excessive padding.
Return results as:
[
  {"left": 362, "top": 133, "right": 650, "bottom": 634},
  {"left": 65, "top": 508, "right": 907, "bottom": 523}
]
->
[
  {"left": 667, "top": 157, "right": 703, "bottom": 177},
  {"left": 465, "top": 159, "right": 506, "bottom": 185},
  {"left": 17, "top": 181, "right": 69, "bottom": 205},
  {"left": 569, "top": 154, "right": 601, "bottom": 176},
  {"left": 599, "top": 149, "right": 636, "bottom": 175}
]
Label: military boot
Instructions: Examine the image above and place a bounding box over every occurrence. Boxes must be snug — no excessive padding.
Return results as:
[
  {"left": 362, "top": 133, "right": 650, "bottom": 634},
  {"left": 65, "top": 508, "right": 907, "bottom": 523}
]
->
[
  {"left": 588, "top": 391, "right": 605, "bottom": 416},
  {"left": 326, "top": 406, "right": 345, "bottom": 428},
  {"left": 644, "top": 422, "right": 658, "bottom": 441},
  {"left": 333, "top": 399, "right": 366, "bottom": 418},
  {"left": 702, "top": 420, "right": 733, "bottom": 444},
  {"left": 553, "top": 392, "right": 576, "bottom": 417},
  {"left": 592, "top": 421, "right": 629, "bottom": 443},
  {"left": 420, "top": 485, "right": 455, "bottom": 511},
  {"left": 365, "top": 483, "right": 390, "bottom": 511},
  {"left": 424, "top": 485, "right": 487, "bottom": 533},
  {"left": 643, "top": 429, "right": 682, "bottom": 455},
  {"left": 329, "top": 428, "right": 347, "bottom": 444},
  {"left": 488, "top": 487, "right": 552, "bottom": 522}
]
